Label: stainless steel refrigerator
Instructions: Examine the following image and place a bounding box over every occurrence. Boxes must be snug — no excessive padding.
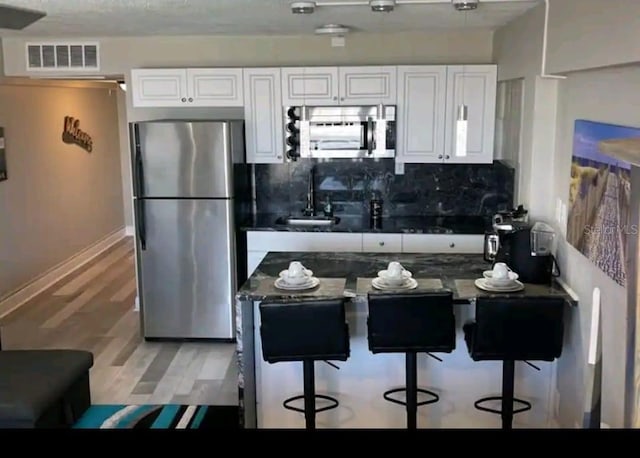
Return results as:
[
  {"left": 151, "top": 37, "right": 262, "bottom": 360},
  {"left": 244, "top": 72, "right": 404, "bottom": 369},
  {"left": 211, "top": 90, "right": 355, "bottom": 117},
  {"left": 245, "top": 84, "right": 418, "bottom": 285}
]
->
[{"left": 131, "top": 120, "right": 245, "bottom": 340}]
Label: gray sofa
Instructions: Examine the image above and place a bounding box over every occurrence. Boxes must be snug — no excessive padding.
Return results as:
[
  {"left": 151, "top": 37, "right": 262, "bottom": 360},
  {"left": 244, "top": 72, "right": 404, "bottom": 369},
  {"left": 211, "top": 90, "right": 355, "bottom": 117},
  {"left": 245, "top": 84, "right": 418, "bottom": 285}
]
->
[{"left": 0, "top": 336, "right": 94, "bottom": 428}]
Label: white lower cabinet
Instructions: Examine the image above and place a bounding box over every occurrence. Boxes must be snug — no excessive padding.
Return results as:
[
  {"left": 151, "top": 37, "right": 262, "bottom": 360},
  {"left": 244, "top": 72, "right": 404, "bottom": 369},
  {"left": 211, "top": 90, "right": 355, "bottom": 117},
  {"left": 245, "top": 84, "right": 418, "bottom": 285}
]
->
[
  {"left": 246, "top": 231, "right": 484, "bottom": 276},
  {"left": 401, "top": 234, "right": 484, "bottom": 254},
  {"left": 362, "top": 234, "right": 402, "bottom": 253}
]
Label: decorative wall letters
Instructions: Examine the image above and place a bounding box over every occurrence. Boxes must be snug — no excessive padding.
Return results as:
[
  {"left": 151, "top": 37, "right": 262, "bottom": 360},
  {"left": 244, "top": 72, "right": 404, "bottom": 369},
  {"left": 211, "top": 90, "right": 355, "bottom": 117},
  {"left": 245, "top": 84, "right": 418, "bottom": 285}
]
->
[{"left": 62, "top": 116, "right": 93, "bottom": 152}]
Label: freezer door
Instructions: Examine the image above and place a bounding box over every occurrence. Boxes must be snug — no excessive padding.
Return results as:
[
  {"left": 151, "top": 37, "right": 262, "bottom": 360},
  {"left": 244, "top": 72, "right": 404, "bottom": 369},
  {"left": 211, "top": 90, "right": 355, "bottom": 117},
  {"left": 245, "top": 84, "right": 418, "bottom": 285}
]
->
[
  {"left": 138, "top": 199, "right": 236, "bottom": 339},
  {"left": 136, "top": 121, "right": 234, "bottom": 198}
]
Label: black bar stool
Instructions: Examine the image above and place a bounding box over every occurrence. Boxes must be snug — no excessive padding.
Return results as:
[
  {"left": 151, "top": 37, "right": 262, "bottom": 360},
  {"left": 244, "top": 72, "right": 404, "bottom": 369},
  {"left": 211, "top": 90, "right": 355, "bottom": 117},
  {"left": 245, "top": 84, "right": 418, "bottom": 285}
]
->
[
  {"left": 259, "top": 297, "right": 350, "bottom": 430},
  {"left": 463, "top": 296, "right": 565, "bottom": 429},
  {"left": 367, "top": 291, "right": 456, "bottom": 430}
]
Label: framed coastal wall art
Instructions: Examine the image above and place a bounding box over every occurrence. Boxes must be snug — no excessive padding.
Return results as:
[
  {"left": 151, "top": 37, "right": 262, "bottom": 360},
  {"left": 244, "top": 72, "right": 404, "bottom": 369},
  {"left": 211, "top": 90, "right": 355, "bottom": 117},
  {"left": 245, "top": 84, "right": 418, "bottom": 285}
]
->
[
  {"left": 566, "top": 119, "right": 637, "bottom": 287},
  {"left": 0, "top": 127, "right": 7, "bottom": 181}
]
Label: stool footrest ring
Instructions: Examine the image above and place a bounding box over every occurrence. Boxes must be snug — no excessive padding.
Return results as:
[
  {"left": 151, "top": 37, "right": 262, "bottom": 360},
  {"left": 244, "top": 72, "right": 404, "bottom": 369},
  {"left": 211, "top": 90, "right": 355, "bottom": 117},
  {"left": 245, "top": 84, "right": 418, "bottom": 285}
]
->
[
  {"left": 283, "top": 394, "right": 339, "bottom": 414},
  {"left": 474, "top": 396, "right": 532, "bottom": 415},
  {"left": 383, "top": 387, "right": 439, "bottom": 407}
]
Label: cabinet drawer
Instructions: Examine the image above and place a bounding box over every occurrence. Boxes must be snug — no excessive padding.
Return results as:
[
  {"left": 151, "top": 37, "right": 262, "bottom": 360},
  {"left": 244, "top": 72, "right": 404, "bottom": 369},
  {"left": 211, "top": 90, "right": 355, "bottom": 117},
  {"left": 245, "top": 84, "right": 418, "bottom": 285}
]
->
[
  {"left": 247, "top": 231, "right": 362, "bottom": 252},
  {"left": 401, "top": 234, "right": 483, "bottom": 254},
  {"left": 362, "top": 234, "right": 402, "bottom": 253}
]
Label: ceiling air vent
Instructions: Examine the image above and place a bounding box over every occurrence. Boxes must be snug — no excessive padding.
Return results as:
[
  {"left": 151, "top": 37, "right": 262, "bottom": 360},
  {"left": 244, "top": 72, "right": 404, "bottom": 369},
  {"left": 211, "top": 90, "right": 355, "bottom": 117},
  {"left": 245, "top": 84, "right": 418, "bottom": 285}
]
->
[{"left": 26, "top": 42, "right": 100, "bottom": 71}]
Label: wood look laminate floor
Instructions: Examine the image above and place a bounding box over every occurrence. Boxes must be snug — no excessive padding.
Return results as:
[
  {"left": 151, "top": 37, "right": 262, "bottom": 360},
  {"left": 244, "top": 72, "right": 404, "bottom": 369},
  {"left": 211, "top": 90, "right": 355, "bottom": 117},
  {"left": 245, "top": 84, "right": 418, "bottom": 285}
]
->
[{"left": 0, "top": 237, "right": 238, "bottom": 406}]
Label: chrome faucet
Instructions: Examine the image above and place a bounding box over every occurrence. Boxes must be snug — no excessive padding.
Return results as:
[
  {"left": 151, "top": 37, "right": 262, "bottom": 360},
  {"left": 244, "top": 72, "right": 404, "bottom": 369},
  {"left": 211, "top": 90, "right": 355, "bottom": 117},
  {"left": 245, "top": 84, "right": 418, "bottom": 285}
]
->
[{"left": 302, "top": 166, "right": 315, "bottom": 216}]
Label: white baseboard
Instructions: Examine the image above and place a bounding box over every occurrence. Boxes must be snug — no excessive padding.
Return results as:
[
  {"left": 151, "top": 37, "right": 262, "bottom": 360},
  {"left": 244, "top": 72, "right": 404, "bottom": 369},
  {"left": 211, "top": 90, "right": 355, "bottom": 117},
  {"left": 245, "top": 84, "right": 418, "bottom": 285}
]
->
[
  {"left": 133, "top": 296, "right": 140, "bottom": 312},
  {"left": 125, "top": 225, "right": 135, "bottom": 236},
  {"left": 0, "top": 228, "right": 127, "bottom": 319}
]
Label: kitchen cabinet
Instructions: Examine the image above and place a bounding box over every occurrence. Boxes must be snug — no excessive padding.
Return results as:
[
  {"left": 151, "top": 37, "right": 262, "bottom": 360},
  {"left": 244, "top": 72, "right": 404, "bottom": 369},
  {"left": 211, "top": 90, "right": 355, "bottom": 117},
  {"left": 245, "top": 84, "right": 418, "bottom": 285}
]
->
[
  {"left": 444, "top": 65, "right": 497, "bottom": 164},
  {"left": 130, "top": 68, "right": 244, "bottom": 107},
  {"left": 281, "top": 66, "right": 397, "bottom": 106},
  {"left": 243, "top": 68, "right": 284, "bottom": 164},
  {"left": 396, "top": 66, "right": 447, "bottom": 163},
  {"left": 401, "top": 234, "right": 484, "bottom": 254},
  {"left": 362, "top": 234, "right": 402, "bottom": 253},
  {"left": 338, "top": 66, "right": 397, "bottom": 105},
  {"left": 281, "top": 67, "right": 339, "bottom": 106},
  {"left": 246, "top": 231, "right": 363, "bottom": 276}
]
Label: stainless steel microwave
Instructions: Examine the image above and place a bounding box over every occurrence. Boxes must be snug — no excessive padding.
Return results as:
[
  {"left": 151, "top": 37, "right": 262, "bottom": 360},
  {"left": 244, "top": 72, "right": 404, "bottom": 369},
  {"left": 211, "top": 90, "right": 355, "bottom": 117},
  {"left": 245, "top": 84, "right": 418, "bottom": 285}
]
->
[{"left": 284, "top": 105, "right": 396, "bottom": 160}]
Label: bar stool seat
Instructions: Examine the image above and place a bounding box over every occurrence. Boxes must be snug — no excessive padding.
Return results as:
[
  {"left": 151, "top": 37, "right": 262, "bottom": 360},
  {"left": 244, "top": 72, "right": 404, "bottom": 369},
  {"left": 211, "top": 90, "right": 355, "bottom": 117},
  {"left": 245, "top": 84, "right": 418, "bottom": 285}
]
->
[
  {"left": 259, "top": 297, "right": 350, "bottom": 430},
  {"left": 463, "top": 296, "right": 565, "bottom": 429},
  {"left": 367, "top": 291, "right": 455, "bottom": 429}
]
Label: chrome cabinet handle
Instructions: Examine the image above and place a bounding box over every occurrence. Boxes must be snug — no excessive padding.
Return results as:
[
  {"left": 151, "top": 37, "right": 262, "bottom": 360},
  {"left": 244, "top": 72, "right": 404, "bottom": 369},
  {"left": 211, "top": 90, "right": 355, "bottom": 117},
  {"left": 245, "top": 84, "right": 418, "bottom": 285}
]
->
[
  {"left": 449, "top": 243, "right": 455, "bottom": 248},
  {"left": 181, "top": 97, "right": 187, "bottom": 102},
  {"left": 379, "top": 241, "right": 385, "bottom": 246},
  {"left": 438, "top": 155, "right": 443, "bottom": 159},
  {"left": 277, "top": 155, "right": 282, "bottom": 159},
  {"left": 445, "top": 155, "right": 450, "bottom": 159},
  {"left": 340, "top": 97, "right": 345, "bottom": 101},
  {"left": 333, "top": 96, "right": 338, "bottom": 101},
  {"left": 188, "top": 97, "right": 193, "bottom": 102}
]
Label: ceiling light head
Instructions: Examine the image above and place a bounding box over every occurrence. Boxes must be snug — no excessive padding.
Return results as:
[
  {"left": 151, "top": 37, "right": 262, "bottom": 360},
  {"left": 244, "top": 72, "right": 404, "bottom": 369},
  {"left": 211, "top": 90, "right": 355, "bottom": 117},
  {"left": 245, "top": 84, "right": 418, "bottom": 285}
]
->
[
  {"left": 452, "top": 0, "right": 479, "bottom": 11},
  {"left": 315, "top": 24, "right": 350, "bottom": 36},
  {"left": 370, "top": 0, "right": 395, "bottom": 13},
  {"left": 291, "top": 1, "right": 316, "bottom": 14}
]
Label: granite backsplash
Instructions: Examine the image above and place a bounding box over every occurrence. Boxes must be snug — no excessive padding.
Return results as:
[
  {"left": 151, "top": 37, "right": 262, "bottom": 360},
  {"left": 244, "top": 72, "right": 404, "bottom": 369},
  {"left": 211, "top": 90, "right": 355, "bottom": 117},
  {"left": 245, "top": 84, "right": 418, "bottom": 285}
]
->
[{"left": 253, "top": 159, "right": 514, "bottom": 221}]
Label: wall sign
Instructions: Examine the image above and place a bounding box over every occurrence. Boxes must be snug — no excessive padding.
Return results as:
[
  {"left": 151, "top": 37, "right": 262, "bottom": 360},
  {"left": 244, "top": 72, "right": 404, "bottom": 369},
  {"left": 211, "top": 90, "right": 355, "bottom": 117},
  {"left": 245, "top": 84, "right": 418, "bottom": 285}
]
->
[
  {"left": 62, "top": 116, "right": 93, "bottom": 152},
  {"left": 0, "top": 127, "right": 7, "bottom": 182}
]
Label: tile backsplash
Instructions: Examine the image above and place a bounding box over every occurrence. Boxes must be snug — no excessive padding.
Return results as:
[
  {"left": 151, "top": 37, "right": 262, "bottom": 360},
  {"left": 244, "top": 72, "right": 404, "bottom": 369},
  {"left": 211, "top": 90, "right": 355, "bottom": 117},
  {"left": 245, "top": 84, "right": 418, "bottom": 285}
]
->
[{"left": 253, "top": 159, "right": 514, "bottom": 220}]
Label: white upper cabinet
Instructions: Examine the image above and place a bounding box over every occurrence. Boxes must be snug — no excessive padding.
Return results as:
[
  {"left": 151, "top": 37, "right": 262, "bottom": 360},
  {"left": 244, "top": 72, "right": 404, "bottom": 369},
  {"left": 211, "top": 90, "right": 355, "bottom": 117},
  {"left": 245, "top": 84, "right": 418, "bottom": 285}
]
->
[
  {"left": 186, "top": 68, "right": 244, "bottom": 106},
  {"left": 396, "top": 66, "right": 447, "bottom": 163},
  {"left": 243, "top": 68, "right": 284, "bottom": 164},
  {"left": 131, "top": 69, "right": 188, "bottom": 107},
  {"left": 281, "top": 66, "right": 396, "bottom": 106},
  {"left": 281, "top": 67, "right": 339, "bottom": 106},
  {"left": 130, "top": 68, "right": 244, "bottom": 107},
  {"left": 444, "top": 65, "right": 497, "bottom": 164},
  {"left": 338, "top": 66, "right": 397, "bottom": 105}
]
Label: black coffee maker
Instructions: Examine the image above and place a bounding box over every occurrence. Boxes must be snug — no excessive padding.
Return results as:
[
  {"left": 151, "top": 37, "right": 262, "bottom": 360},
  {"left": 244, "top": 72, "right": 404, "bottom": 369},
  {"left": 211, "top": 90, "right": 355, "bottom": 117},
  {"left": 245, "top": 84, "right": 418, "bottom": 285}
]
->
[{"left": 484, "top": 207, "right": 560, "bottom": 284}]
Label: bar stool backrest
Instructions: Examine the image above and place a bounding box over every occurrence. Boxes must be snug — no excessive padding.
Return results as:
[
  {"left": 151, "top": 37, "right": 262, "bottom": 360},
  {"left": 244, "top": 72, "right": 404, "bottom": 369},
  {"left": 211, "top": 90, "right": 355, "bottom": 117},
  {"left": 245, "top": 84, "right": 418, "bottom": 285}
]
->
[{"left": 259, "top": 297, "right": 350, "bottom": 363}]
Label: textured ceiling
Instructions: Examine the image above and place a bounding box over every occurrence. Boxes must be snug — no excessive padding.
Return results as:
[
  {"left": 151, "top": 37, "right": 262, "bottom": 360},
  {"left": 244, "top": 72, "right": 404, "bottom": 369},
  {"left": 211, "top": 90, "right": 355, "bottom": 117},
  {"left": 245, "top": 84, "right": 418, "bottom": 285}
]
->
[{"left": 0, "top": 0, "right": 541, "bottom": 37}]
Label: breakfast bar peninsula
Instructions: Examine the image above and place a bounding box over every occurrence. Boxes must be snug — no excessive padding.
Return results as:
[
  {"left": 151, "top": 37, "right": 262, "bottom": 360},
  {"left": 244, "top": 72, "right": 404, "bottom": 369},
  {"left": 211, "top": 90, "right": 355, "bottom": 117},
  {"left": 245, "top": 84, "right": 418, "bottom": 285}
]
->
[{"left": 235, "top": 251, "right": 577, "bottom": 429}]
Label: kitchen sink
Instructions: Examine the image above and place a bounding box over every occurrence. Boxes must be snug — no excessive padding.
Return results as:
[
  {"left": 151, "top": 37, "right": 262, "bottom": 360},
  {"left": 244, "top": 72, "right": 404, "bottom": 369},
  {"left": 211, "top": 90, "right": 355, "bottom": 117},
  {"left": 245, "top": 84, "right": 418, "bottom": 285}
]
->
[{"left": 276, "top": 215, "right": 341, "bottom": 226}]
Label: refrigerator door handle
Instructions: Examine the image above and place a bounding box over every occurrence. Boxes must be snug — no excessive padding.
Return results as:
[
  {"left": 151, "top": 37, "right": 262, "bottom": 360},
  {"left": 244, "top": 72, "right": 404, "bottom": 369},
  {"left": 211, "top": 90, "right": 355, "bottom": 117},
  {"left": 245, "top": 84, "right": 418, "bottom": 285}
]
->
[
  {"left": 136, "top": 198, "right": 147, "bottom": 250},
  {"left": 133, "top": 126, "right": 145, "bottom": 198}
]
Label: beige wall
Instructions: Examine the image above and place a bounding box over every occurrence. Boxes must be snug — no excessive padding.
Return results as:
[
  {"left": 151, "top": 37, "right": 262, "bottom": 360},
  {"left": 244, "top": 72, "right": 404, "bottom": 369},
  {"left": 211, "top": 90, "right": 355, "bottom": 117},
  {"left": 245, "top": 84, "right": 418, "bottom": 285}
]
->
[
  {"left": 116, "top": 87, "right": 133, "bottom": 229},
  {"left": 551, "top": 66, "right": 639, "bottom": 428},
  {"left": 547, "top": 0, "right": 640, "bottom": 74},
  {"left": 494, "top": 2, "right": 640, "bottom": 428},
  {"left": 1, "top": 29, "right": 495, "bottom": 78},
  {"left": 0, "top": 80, "right": 124, "bottom": 299}
]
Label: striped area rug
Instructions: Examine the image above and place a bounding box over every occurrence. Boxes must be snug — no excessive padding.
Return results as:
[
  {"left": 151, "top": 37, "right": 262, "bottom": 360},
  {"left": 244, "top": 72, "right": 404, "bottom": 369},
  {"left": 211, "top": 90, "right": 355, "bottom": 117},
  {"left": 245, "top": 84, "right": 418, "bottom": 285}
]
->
[{"left": 73, "top": 404, "right": 239, "bottom": 429}]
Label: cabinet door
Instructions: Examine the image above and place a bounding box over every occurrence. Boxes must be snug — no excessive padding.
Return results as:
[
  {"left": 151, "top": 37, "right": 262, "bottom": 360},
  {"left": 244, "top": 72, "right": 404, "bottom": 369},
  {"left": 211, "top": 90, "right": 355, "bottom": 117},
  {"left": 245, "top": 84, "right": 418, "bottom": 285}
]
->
[
  {"left": 187, "top": 68, "right": 244, "bottom": 107},
  {"left": 247, "top": 231, "right": 363, "bottom": 252},
  {"left": 243, "top": 68, "right": 284, "bottom": 164},
  {"left": 338, "top": 66, "right": 397, "bottom": 105},
  {"left": 131, "top": 69, "right": 188, "bottom": 107},
  {"left": 444, "top": 65, "right": 497, "bottom": 164},
  {"left": 281, "top": 67, "right": 339, "bottom": 106},
  {"left": 402, "top": 234, "right": 484, "bottom": 254},
  {"left": 247, "top": 251, "right": 268, "bottom": 277},
  {"left": 396, "top": 66, "right": 447, "bottom": 163},
  {"left": 362, "top": 234, "right": 402, "bottom": 253}
]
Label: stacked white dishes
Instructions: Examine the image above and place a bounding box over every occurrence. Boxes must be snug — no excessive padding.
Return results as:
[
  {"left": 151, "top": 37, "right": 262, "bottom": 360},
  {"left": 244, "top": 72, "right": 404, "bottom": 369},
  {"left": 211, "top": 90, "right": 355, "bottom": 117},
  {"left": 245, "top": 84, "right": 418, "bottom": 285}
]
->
[
  {"left": 372, "top": 261, "right": 418, "bottom": 290},
  {"left": 475, "top": 262, "right": 524, "bottom": 292},
  {"left": 274, "top": 261, "right": 319, "bottom": 290}
]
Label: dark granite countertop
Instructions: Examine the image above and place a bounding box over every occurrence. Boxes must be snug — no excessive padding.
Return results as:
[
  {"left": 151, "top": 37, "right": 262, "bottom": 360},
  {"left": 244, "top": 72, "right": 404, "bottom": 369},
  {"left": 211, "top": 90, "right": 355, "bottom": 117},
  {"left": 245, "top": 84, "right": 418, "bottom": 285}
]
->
[
  {"left": 239, "top": 213, "right": 491, "bottom": 234},
  {"left": 235, "top": 251, "right": 578, "bottom": 306}
]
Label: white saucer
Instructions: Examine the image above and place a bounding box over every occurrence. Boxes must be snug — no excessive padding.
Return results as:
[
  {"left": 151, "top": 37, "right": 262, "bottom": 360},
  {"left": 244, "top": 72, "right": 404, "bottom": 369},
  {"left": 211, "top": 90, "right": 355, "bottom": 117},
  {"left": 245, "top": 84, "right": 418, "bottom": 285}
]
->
[
  {"left": 474, "top": 278, "right": 524, "bottom": 293},
  {"left": 274, "top": 276, "right": 320, "bottom": 291},
  {"left": 279, "top": 268, "right": 313, "bottom": 279},
  {"left": 482, "top": 270, "right": 519, "bottom": 287},
  {"left": 372, "top": 277, "right": 418, "bottom": 291}
]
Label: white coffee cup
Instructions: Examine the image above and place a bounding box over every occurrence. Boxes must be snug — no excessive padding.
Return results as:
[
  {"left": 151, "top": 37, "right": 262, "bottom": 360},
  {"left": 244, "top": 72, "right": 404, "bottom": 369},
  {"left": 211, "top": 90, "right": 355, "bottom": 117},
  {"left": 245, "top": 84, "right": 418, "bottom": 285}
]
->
[
  {"left": 288, "top": 261, "right": 305, "bottom": 278},
  {"left": 387, "top": 262, "right": 404, "bottom": 280},
  {"left": 492, "top": 262, "right": 510, "bottom": 280}
]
